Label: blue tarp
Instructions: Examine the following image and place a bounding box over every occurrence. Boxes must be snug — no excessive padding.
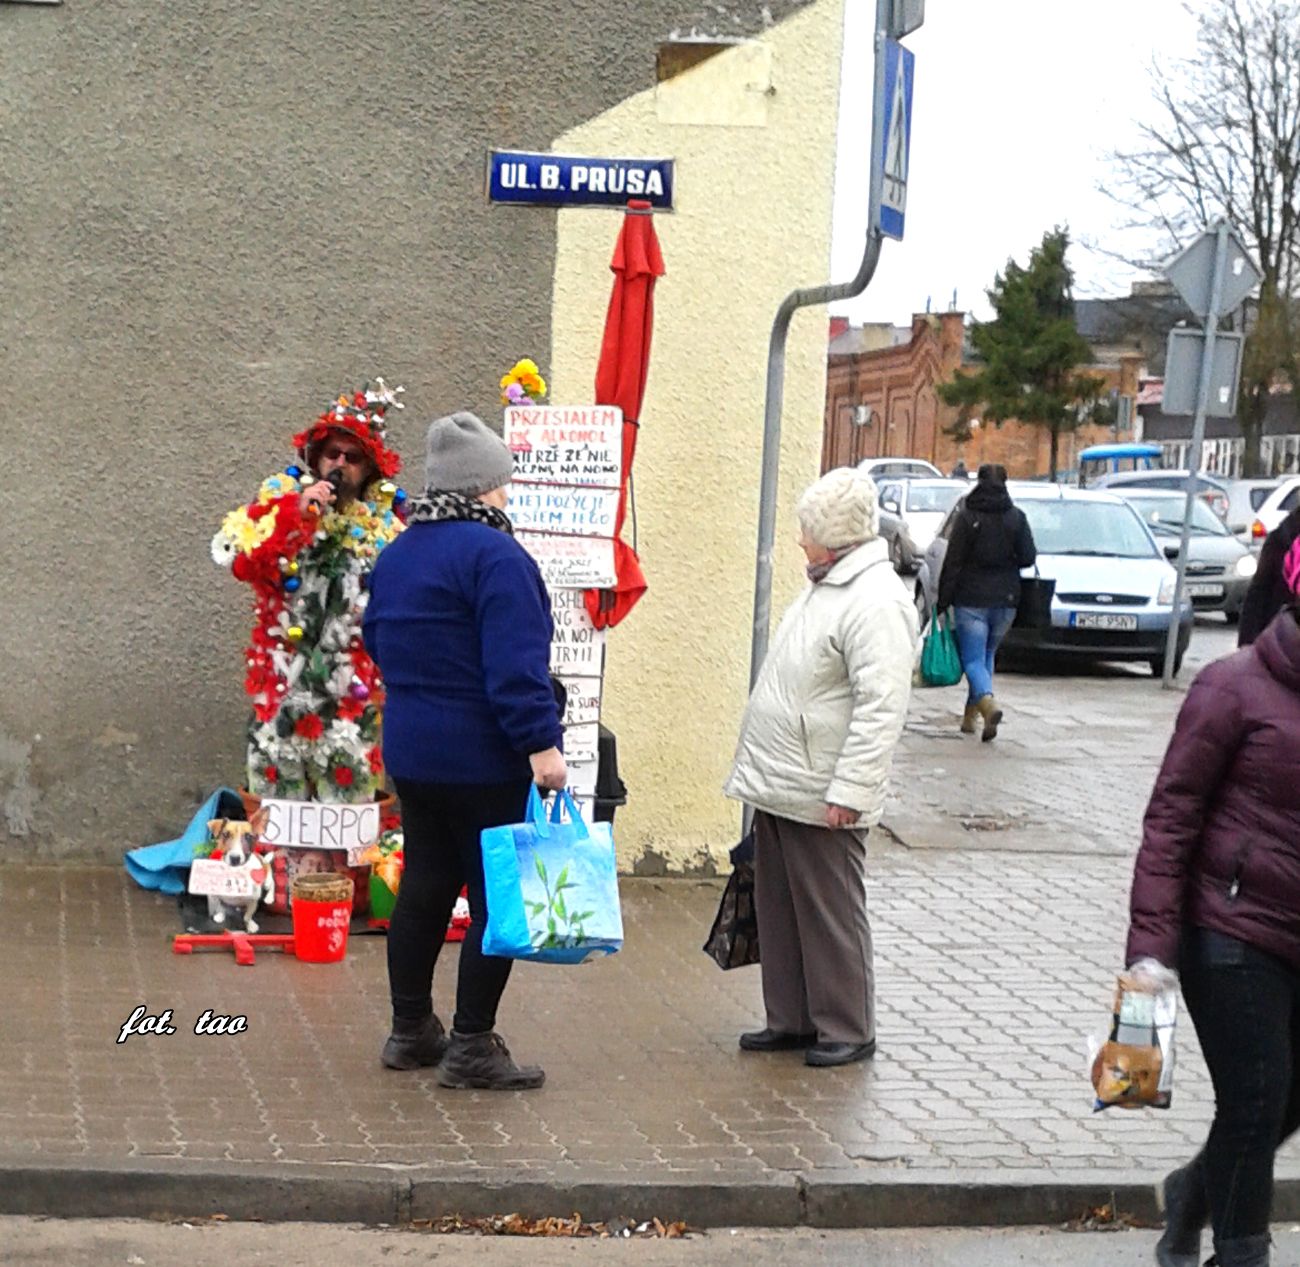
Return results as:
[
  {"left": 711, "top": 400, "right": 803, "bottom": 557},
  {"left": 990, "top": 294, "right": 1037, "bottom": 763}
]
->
[{"left": 124, "top": 787, "right": 245, "bottom": 895}]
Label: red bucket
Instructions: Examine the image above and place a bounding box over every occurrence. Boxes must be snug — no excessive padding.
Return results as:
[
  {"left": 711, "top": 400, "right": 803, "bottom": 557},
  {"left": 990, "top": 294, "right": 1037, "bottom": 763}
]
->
[{"left": 291, "top": 874, "right": 354, "bottom": 963}]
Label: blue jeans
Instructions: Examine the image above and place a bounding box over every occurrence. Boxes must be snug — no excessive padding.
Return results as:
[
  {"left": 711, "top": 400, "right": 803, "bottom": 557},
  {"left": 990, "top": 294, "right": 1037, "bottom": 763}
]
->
[
  {"left": 952, "top": 606, "right": 1016, "bottom": 705},
  {"left": 1180, "top": 927, "right": 1300, "bottom": 1241}
]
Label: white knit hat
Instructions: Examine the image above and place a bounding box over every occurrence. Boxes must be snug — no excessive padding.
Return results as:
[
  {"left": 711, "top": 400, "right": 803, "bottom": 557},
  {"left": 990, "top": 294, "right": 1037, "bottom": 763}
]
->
[{"left": 796, "top": 467, "right": 880, "bottom": 549}]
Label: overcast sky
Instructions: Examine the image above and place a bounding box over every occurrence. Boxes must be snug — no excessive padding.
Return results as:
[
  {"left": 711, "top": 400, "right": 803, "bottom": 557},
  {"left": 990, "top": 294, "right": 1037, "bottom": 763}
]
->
[{"left": 829, "top": 0, "right": 1201, "bottom": 324}]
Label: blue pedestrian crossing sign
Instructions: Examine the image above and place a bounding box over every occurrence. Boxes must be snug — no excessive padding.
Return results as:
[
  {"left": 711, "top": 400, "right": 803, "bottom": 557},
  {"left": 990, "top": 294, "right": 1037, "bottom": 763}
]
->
[{"left": 877, "top": 39, "right": 915, "bottom": 241}]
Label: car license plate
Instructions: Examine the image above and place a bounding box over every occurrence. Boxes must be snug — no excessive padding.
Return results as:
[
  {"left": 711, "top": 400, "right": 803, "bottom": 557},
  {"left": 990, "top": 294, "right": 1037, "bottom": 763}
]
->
[
  {"left": 1187, "top": 582, "right": 1224, "bottom": 597},
  {"left": 1071, "top": 612, "right": 1138, "bottom": 631}
]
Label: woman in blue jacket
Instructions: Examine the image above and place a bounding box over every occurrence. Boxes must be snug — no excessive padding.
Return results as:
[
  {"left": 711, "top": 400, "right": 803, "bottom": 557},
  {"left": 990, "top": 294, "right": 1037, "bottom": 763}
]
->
[{"left": 364, "top": 411, "right": 566, "bottom": 1091}]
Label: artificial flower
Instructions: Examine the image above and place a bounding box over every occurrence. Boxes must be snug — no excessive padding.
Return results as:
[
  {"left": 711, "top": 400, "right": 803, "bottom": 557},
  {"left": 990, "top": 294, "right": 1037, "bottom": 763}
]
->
[{"left": 294, "top": 714, "right": 325, "bottom": 740}]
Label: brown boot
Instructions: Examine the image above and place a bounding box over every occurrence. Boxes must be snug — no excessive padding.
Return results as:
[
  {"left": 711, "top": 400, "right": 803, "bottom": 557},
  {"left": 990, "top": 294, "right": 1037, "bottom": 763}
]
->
[
  {"left": 960, "top": 704, "right": 979, "bottom": 734},
  {"left": 976, "top": 694, "right": 1003, "bottom": 742},
  {"left": 381, "top": 1013, "right": 449, "bottom": 1070},
  {"left": 435, "top": 1030, "right": 545, "bottom": 1090}
]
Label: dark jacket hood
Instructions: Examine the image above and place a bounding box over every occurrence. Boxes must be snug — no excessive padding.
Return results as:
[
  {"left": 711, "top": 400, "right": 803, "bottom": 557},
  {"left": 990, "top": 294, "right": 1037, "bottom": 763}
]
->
[
  {"left": 1254, "top": 606, "right": 1300, "bottom": 695},
  {"left": 965, "top": 481, "right": 1012, "bottom": 515}
]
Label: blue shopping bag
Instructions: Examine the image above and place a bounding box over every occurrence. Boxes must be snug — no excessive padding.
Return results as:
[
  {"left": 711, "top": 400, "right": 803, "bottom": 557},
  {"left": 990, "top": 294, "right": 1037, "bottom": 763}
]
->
[{"left": 481, "top": 787, "right": 623, "bottom": 964}]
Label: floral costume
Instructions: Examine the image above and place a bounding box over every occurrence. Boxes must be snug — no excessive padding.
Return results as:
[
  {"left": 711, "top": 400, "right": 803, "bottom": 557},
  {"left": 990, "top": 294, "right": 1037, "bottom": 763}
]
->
[{"left": 212, "top": 381, "right": 407, "bottom": 804}]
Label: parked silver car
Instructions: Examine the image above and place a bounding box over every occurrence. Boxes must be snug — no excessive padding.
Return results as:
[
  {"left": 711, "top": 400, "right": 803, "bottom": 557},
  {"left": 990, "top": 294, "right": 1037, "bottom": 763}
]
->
[
  {"left": 1115, "top": 489, "right": 1257, "bottom": 621},
  {"left": 856, "top": 456, "right": 942, "bottom": 484},
  {"left": 915, "top": 484, "right": 1194, "bottom": 676},
  {"left": 1091, "top": 468, "right": 1230, "bottom": 521},
  {"left": 876, "top": 478, "right": 968, "bottom": 572}
]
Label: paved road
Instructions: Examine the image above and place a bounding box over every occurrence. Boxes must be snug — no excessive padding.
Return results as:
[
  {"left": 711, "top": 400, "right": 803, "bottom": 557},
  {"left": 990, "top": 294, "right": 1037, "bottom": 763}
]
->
[
  {"left": 884, "top": 618, "right": 1238, "bottom": 855},
  {"left": 7, "top": 1216, "right": 1300, "bottom": 1265}
]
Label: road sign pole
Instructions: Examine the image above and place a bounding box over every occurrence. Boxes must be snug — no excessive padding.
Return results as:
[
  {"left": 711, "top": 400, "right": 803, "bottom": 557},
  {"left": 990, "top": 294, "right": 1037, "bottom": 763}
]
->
[
  {"left": 749, "top": 0, "right": 894, "bottom": 692},
  {"left": 743, "top": 0, "right": 903, "bottom": 836},
  {"left": 1161, "top": 219, "right": 1229, "bottom": 689}
]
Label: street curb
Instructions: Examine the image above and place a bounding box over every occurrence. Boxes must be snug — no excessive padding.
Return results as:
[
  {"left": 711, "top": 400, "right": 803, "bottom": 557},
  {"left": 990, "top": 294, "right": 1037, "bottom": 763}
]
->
[{"left": 4, "top": 1157, "right": 1299, "bottom": 1229}]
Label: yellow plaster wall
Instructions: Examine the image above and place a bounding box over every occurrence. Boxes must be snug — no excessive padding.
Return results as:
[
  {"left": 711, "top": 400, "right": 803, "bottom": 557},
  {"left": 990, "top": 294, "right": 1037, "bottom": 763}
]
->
[{"left": 549, "top": 2, "right": 846, "bottom": 872}]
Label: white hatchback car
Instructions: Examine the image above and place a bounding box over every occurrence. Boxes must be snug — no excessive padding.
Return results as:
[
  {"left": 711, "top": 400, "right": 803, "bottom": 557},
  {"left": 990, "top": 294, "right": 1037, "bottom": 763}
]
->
[
  {"left": 1247, "top": 477, "right": 1300, "bottom": 546},
  {"left": 915, "top": 483, "right": 1195, "bottom": 677}
]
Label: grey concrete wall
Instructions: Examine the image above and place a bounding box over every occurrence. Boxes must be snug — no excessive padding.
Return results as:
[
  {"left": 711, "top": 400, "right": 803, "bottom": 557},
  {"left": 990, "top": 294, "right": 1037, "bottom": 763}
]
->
[{"left": 0, "top": 0, "right": 811, "bottom": 859}]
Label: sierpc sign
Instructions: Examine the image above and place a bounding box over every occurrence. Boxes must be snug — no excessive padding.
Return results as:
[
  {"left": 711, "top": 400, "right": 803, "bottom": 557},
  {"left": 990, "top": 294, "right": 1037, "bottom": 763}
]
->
[{"left": 487, "top": 150, "right": 674, "bottom": 210}]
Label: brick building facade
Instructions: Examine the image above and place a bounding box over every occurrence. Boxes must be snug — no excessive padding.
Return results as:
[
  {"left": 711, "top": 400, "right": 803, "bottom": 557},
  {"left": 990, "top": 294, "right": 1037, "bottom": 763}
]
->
[{"left": 824, "top": 311, "right": 1143, "bottom": 478}]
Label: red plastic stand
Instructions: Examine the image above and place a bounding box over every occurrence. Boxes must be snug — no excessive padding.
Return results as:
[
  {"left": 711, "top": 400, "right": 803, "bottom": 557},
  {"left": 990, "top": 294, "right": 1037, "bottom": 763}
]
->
[{"left": 172, "top": 931, "right": 296, "bottom": 966}]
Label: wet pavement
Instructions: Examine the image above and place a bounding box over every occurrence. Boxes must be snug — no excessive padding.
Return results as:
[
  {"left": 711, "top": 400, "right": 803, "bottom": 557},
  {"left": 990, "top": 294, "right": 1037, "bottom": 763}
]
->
[{"left": 6, "top": 618, "right": 1298, "bottom": 1226}]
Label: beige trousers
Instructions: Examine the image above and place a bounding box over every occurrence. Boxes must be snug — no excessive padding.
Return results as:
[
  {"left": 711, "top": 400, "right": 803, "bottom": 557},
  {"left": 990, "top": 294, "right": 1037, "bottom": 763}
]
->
[{"left": 752, "top": 810, "right": 875, "bottom": 1046}]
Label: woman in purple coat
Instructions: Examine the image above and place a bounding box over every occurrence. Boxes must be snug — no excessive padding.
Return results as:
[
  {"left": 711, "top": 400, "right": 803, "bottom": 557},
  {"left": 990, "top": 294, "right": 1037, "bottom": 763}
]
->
[{"left": 1126, "top": 540, "right": 1300, "bottom": 1267}]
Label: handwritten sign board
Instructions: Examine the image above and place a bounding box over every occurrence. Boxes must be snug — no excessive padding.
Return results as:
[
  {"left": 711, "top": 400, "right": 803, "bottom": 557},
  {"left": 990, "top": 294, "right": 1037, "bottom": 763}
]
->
[
  {"left": 258, "top": 798, "right": 381, "bottom": 862},
  {"left": 566, "top": 758, "right": 599, "bottom": 799},
  {"left": 549, "top": 586, "right": 606, "bottom": 676},
  {"left": 188, "top": 858, "right": 264, "bottom": 899},
  {"left": 563, "top": 721, "right": 600, "bottom": 765},
  {"left": 506, "top": 406, "right": 623, "bottom": 487},
  {"left": 518, "top": 531, "right": 616, "bottom": 589},
  {"left": 508, "top": 485, "right": 621, "bottom": 538},
  {"left": 560, "top": 677, "right": 602, "bottom": 728}
]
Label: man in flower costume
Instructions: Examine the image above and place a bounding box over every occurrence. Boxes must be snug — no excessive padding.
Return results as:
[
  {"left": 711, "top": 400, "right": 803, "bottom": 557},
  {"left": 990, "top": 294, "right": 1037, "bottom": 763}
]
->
[{"left": 212, "top": 381, "right": 407, "bottom": 805}]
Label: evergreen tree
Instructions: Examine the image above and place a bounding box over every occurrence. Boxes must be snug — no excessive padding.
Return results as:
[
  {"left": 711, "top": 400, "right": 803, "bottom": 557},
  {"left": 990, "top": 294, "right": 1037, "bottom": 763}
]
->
[{"left": 938, "top": 228, "right": 1109, "bottom": 481}]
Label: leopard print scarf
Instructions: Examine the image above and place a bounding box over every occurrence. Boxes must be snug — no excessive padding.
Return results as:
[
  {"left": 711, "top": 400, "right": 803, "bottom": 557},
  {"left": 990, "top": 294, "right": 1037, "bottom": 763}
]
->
[{"left": 404, "top": 489, "right": 514, "bottom": 535}]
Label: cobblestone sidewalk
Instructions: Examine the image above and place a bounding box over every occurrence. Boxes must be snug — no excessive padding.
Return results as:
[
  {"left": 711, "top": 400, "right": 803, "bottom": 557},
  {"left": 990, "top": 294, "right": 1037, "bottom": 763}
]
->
[{"left": 5, "top": 853, "right": 1296, "bottom": 1185}]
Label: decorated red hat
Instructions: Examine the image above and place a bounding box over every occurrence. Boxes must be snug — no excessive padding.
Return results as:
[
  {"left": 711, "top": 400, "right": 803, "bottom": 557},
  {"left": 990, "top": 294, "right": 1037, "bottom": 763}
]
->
[{"left": 293, "top": 378, "right": 404, "bottom": 479}]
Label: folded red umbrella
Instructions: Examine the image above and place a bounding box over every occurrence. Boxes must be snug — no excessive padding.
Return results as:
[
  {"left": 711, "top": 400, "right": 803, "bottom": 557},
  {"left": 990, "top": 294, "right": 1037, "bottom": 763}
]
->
[{"left": 584, "top": 199, "right": 665, "bottom": 630}]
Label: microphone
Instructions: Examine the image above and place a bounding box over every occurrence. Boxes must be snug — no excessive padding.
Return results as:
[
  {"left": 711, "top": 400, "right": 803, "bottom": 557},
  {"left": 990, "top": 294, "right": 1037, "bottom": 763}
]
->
[{"left": 323, "top": 469, "right": 344, "bottom": 494}]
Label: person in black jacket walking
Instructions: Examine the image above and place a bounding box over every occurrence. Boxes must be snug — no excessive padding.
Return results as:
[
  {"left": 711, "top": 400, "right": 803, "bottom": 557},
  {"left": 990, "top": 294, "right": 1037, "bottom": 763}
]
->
[
  {"left": 1239, "top": 504, "right": 1300, "bottom": 647},
  {"left": 936, "top": 465, "right": 1036, "bottom": 741}
]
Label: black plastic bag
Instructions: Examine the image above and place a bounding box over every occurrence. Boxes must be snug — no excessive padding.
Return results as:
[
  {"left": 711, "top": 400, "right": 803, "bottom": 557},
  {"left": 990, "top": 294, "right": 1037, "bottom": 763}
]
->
[{"left": 703, "top": 832, "right": 759, "bottom": 970}]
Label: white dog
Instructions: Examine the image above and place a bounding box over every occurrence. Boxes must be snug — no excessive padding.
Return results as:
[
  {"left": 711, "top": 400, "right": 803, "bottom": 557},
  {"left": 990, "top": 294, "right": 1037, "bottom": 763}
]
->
[{"left": 206, "top": 808, "right": 276, "bottom": 934}]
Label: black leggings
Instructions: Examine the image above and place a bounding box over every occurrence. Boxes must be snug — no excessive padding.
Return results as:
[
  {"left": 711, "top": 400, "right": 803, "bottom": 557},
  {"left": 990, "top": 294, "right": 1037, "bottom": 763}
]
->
[
  {"left": 388, "top": 777, "right": 531, "bottom": 1035},
  {"left": 1180, "top": 926, "right": 1300, "bottom": 1240}
]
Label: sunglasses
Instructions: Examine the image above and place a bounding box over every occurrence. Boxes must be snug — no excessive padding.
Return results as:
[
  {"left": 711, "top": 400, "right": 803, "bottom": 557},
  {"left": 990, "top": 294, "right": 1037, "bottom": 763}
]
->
[{"left": 321, "top": 445, "right": 367, "bottom": 464}]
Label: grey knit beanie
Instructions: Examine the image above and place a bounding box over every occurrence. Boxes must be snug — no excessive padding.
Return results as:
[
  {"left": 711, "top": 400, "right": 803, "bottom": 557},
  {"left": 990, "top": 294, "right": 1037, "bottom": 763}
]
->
[{"left": 424, "top": 411, "right": 514, "bottom": 496}]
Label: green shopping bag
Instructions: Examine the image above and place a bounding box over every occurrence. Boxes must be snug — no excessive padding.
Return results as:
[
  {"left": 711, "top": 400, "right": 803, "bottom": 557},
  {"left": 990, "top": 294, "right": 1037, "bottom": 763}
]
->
[{"left": 920, "top": 611, "right": 963, "bottom": 687}]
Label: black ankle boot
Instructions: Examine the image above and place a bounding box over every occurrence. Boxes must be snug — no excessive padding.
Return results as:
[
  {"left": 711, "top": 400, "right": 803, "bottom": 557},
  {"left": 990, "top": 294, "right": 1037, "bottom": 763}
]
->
[
  {"left": 380, "top": 1013, "right": 448, "bottom": 1070},
  {"left": 435, "top": 1030, "right": 544, "bottom": 1090},
  {"left": 1210, "top": 1231, "right": 1272, "bottom": 1266},
  {"left": 1156, "top": 1157, "right": 1207, "bottom": 1266}
]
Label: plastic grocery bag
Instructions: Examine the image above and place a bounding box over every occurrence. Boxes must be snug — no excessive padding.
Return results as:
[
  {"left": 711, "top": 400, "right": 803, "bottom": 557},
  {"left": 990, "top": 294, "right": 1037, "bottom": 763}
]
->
[
  {"left": 481, "top": 787, "right": 623, "bottom": 964},
  {"left": 1089, "top": 963, "right": 1178, "bottom": 1111},
  {"left": 920, "top": 611, "right": 963, "bottom": 687}
]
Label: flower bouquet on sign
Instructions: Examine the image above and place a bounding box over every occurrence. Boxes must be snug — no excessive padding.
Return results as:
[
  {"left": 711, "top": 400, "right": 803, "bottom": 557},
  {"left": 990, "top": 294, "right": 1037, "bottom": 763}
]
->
[{"left": 499, "top": 358, "right": 547, "bottom": 407}]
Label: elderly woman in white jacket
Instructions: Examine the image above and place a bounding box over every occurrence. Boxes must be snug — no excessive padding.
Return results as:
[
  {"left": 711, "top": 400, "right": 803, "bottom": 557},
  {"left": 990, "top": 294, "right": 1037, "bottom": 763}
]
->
[{"left": 725, "top": 467, "right": 917, "bottom": 1067}]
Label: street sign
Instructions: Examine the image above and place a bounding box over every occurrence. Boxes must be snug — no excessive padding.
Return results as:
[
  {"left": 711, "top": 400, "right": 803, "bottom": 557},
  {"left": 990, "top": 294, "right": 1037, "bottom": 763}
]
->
[
  {"left": 889, "top": 0, "right": 925, "bottom": 36},
  {"left": 486, "top": 150, "right": 674, "bottom": 210},
  {"left": 1162, "top": 329, "right": 1244, "bottom": 417},
  {"left": 877, "top": 40, "right": 915, "bottom": 241},
  {"left": 1164, "top": 223, "right": 1261, "bottom": 318}
]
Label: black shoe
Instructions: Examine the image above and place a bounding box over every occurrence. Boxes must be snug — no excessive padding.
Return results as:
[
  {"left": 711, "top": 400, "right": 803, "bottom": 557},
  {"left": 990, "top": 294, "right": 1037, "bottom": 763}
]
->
[
  {"left": 739, "top": 1028, "right": 818, "bottom": 1052},
  {"left": 1211, "top": 1231, "right": 1272, "bottom": 1266},
  {"left": 1156, "top": 1157, "right": 1206, "bottom": 1267},
  {"left": 380, "top": 1013, "right": 448, "bottom": 1070},
  {"left": 805, "top": 1039, "right": 876, "bottom": 1067},
  {"left": 436, "top": 1030, "right": 545, "bottom": 1090}
]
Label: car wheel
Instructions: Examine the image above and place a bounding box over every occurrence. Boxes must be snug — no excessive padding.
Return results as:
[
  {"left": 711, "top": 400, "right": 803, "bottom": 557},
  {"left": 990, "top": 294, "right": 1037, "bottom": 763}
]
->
[{"left": 1149, "top": 648, "right": 1186, "bottom": 678}]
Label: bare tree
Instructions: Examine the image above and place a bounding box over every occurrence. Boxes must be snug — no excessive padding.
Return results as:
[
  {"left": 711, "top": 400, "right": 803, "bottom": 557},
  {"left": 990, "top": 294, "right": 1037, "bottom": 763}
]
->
[{"left": 1108, "top": 0, "right": 1300, "bottom": 473}]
